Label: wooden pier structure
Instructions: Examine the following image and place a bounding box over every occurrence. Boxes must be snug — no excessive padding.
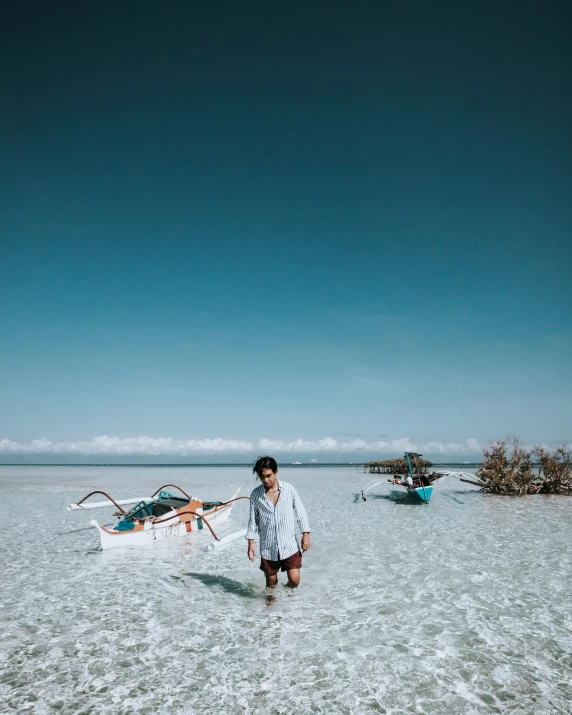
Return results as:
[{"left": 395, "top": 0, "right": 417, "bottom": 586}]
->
[{"left": 363, "top": 457, "right": 433, "bottom": 475}]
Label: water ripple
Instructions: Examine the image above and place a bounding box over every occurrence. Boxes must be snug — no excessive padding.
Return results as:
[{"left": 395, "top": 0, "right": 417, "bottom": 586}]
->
[{"left": 1, "top": 466, "right": 571, "bottom": 714}]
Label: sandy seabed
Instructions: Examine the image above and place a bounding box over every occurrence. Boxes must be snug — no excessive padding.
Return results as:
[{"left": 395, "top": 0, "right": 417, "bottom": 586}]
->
[{"left": 1, "top": 465, "right": 571, "bottom": 714}]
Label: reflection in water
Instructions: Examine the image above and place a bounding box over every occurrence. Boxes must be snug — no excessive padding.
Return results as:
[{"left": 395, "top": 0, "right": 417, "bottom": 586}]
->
[
  {"left": 354, "top": 490, "right": 425, "bottom": 504},
  {"left": 2, "top": 465, "right": 572, "bottom": 714},
  {"left": 367, "top": 491, "right": 428, "bottom": 505},
  {"left": 182, "top": 572, "right": 260, "bottom": 599},
  {"left": 440, "top": 492, "right": 465, "bottom": 504}
]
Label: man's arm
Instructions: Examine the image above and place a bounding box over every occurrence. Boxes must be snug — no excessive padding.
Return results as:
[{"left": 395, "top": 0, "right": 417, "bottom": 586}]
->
[
  {"left": 246, "top": 496, "right": 258, "bottom": 561},
  {"left": 292, "top": 486, "right": 311, "bottom": 552},
  {"left": 247, "top": 538, "right": 256, "bottom": 561}
]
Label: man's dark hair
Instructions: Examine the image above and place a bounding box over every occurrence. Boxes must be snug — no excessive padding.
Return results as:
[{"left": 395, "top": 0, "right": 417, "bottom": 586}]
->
[{"left": 253, "top": 455, "right": 278, "bottom": 477}]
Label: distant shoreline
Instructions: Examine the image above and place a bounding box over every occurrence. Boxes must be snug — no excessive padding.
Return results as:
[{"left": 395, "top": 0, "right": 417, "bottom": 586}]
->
[{"left": 0, "top": 461, "right": 483, "bottom": 468}]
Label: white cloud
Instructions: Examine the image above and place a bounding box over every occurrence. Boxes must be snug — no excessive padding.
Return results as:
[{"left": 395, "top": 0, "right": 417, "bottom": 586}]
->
[
  {"left": 0, "top": 435, "right": 487, "bottom": 456},
  {"left": 0, "top": 436, "right": 255, "bottom": 455}
]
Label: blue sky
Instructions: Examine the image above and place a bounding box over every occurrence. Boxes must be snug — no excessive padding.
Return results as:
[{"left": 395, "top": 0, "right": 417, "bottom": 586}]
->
[{"left": 1, "top": 1, "right": 570, "bottom": 461}]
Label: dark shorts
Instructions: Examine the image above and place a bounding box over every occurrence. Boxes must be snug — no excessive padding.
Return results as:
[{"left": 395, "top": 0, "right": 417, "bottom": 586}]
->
[{"left": 260, "top": 551, "right": 303, "bottom": 575}]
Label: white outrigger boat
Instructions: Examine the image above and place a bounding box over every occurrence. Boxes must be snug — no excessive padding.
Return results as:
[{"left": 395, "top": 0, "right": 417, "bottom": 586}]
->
[
  {"left": 67, "top": 483, "right": 248, "bottom": 550},
  {"left": 361, "top": 452, "right": 475, "bottom": 504}
]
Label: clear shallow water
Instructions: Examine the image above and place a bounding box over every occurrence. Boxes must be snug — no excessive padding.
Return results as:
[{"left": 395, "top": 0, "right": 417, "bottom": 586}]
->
[{"left": 1, "top": 466, "right": 571, "bottom": 715}]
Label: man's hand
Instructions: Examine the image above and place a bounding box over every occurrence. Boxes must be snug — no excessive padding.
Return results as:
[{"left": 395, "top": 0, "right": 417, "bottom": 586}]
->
[
  {"left": 301, "top": 533, "right": 311, "bottom": 552},
  {"left": 247, "top": 539, "right": 256, "bottom": 562}
]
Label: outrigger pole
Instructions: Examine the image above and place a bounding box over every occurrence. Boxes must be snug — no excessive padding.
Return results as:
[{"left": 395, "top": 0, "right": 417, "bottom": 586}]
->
[
  {"left": 152, "top": 495, "right": 251, "bottom": 541},
  {"left": 152, "top": 509, "right": 221, "bottom": 540},
  {"left": 150, "top": 483, "right": 192, "bottom": 499},
  {"left": 68, "top": 490, "right": 132, "bottom": 512}
]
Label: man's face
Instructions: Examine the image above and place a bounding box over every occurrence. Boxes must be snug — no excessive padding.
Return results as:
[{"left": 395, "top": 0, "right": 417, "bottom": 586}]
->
[{"left": 259, "top": 468, "right": 278, "bottom": 489}]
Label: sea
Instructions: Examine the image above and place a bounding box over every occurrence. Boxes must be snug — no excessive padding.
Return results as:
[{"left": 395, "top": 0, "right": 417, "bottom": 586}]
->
[{"left": 1, "top": 465, "right": 571, "bottom": 714}]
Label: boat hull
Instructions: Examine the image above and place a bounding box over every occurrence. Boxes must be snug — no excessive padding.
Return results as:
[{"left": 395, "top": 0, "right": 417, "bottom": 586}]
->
[
  {"left": 91, "top": 497, "right": 236, "bottom": 550},
  {"left": 406, "top": 485, "right": 433, "bottom": 503}
]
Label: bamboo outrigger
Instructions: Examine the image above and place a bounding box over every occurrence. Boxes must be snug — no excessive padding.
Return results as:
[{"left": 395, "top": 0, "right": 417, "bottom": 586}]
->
[{"left": 67, "top": 483, "right": 249, "bottom": 550}]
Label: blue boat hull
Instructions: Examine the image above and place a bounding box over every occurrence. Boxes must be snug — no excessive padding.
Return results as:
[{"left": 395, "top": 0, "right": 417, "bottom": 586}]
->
[{"left": 406, "top": 485, "right": 433, "bottom": 503}]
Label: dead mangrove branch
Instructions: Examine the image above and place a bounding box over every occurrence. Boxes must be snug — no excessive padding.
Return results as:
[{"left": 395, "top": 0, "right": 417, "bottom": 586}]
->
[{"left": 474, "top": 439, "right": 571, "bottom": 495}]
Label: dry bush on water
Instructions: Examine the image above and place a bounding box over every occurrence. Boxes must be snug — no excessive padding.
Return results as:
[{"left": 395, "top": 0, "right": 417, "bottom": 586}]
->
[
  {"left": 476, "top": 439, "right": 572, "bottom": 495},
  {"left": 476, "top": 439, "right": 534, "bottom": 495},
  {"left": 532, "top": 445, "right": 572, "bottom": 494}
]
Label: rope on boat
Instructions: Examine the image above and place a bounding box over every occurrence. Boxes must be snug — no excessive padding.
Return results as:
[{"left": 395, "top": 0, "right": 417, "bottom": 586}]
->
[
  {"left": 74, "top": 490, "right": 127, "bottom": 513},
  {"left": 151, "top": 510, "right": 221, "bottom": 541},
  {"left": 150, "top": 483, "right": 192, "bottom": 499}
]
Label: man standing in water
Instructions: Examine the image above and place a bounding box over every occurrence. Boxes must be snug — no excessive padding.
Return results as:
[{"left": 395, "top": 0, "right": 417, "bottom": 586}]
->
[{"left": 246, "top": 456, "right": 311, "bottom": 593}]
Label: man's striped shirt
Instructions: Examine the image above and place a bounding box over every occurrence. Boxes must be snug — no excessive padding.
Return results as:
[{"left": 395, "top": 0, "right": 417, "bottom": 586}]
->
[{"left": 246, "top": 479, "right": 310, "bottom": 560}]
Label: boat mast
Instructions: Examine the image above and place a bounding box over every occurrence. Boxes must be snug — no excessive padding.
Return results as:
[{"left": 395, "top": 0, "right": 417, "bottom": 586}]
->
[
  {"left": 405, "top": 452, "right": 414, "bottom": 477},
  {"left": 405, "top": 452, "right": 428, "bottom": 502}
]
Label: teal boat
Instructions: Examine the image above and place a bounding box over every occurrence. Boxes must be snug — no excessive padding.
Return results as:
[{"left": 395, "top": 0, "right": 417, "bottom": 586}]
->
[
  {"left": 404, "top": 452, "right": 433, "bottom": 503},
  {"left": 361, "top": 452, "right": 447, "bottom": 504}
]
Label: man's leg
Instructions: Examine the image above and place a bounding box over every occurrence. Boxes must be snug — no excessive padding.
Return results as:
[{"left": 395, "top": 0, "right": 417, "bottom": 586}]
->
[
  {"left": 265, "top": 573, "right": 278, "bottom": 589},
  {"left": 261, "top": 557, "right": 280, "bottom": 596},
  {"left": 285, "top": 568, "right": 300, "bottom": 588},
  {"left": 264, "top": 571, "right": 279, "bottom": 604}
]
